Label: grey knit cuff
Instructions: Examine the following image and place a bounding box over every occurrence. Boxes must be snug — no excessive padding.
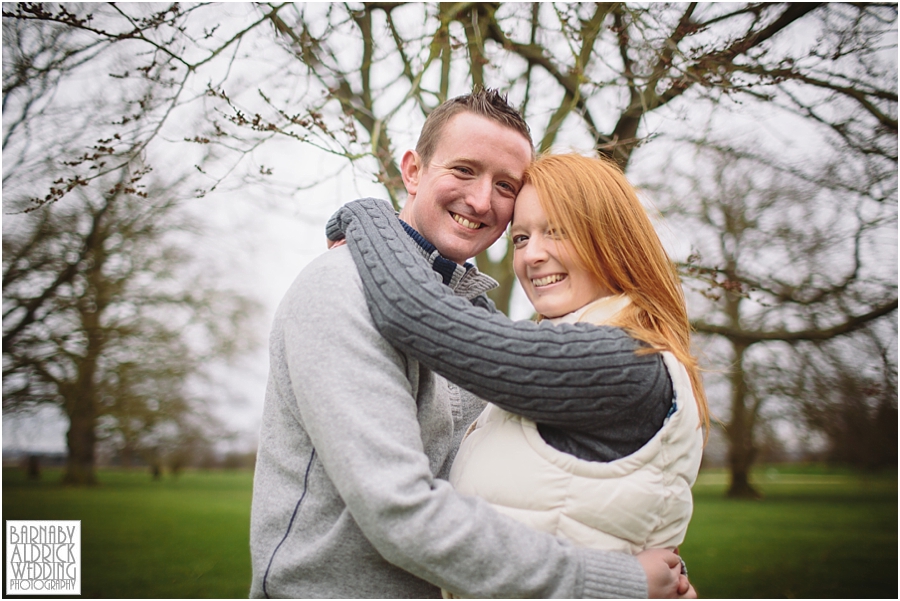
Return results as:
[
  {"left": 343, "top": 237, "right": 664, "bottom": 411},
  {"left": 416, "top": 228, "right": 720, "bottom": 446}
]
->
[
  {"left": 325, "top": 208, "right": 346, "bottom": 242},
  {"left": 580, "top": 549, "right": 648, "bottom": 598}
]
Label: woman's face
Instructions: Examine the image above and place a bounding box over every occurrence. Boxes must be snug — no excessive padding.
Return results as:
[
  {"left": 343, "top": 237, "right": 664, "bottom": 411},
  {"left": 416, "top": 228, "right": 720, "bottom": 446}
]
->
[{"left": 510, "top": 184, "right": 612, "bottom": 318}]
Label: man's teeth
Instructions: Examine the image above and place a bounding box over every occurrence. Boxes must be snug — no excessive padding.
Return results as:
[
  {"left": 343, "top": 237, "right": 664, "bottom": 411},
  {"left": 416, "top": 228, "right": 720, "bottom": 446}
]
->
[
  {"left": 532, "top": 274, "right": 566, "bottom": 287},
  {"left": 452, "top": 213, "right": 482, "bottom": 229}
]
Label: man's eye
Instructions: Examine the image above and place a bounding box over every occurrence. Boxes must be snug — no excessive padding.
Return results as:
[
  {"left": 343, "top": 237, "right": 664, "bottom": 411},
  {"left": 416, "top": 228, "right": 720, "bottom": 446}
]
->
[
  {"left": 454, "top": 166, "right": 473, "bottom": 175},
  {"left": 497, "top": 182, "right": 515, "bottom": 193}
]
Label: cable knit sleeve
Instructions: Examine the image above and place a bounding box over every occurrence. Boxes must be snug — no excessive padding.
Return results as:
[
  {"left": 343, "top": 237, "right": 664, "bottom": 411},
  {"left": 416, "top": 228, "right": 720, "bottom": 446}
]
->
[{"left": 329, "top": 198, "right": 670, "bottom": 433}]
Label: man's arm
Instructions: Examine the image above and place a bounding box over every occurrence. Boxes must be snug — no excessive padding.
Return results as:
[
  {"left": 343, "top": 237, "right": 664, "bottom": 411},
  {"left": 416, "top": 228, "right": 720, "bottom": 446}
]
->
[{"left": 283, "top": 247, "right": 653, "bottom": 598}]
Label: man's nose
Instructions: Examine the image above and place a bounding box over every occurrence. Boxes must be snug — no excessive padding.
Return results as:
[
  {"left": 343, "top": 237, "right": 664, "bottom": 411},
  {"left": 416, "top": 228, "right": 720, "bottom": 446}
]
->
[{"left": 465, "top": 177, "right": 493, "bottom": 214}]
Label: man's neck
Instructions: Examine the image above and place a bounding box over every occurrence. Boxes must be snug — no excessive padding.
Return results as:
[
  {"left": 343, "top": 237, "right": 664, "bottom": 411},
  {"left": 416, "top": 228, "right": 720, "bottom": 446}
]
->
[{"left": 398, "top": 219, "right": 473, "bottom": 286}]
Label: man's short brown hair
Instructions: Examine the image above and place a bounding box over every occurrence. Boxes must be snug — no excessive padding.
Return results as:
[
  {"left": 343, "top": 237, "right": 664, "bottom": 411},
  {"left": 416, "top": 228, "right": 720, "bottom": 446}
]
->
[{"left": 415, "top": 87, "right": 533, "bottom": 165}]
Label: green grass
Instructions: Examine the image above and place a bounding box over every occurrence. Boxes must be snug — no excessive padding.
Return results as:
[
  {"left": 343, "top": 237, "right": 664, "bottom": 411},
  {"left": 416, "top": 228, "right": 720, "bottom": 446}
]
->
[
  {"left": 681, "top": 467, "right": 898, "bottom": 599},
  {"left": 3, "top": 468, "right": 253, "bottom": 598},
  {"left": 2, "top": 465, "right": 897, "bottom": 598}
]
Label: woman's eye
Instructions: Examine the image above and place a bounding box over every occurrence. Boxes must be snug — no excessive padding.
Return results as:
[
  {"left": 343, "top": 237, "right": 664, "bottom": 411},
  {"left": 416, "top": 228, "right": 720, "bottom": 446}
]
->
[
  {"left": 548, "top": 228, "right": 566, "bottom": 239},
  {"left": 511, "top": 235, "right": 528, "bottom": 247}
]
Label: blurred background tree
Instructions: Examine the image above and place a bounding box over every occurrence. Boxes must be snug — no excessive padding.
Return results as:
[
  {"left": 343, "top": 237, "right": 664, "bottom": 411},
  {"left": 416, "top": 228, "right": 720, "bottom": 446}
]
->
[
  {"left": 3, "top": 6, "right": 258, "bottom": 484},
  {"left": 2, "top": 177, "right": 257, "bottom": 485},
  {"left": 645, "top": 145, "right": 896, "bottom": 496},
  {"left": 787, "top": 329, "right": 897, "bottom": 469},
  {"left": 2, "top": 3, "right": 896, "bottom": 493}
]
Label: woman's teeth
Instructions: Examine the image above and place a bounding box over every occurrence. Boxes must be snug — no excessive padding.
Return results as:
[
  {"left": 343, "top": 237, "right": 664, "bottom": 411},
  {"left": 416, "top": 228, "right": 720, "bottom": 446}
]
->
[{"left": 532, "top": 274, "right": 566, "bottom": 287}]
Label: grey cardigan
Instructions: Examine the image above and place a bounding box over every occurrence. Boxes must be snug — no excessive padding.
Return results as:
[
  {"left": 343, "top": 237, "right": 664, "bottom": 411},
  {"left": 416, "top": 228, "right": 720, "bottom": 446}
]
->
[{"left": 328, "top": 197, "right": 673, "bottom": 462}]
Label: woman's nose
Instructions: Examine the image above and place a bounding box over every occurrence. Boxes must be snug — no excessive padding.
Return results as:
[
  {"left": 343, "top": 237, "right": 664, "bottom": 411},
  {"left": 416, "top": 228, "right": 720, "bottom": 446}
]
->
[{"left": 522, "top": 235, "right": 548, "bottom": 264}]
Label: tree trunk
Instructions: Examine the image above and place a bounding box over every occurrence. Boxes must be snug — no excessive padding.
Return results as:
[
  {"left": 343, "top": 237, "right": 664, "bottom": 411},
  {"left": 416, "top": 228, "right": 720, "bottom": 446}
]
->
[
  {"left": 63, "top": 407, "right": 97, "bottom": 485},
  {"left": 64, "top": 350, "right": 99, "bottom": 485},
  {"left": 63, "top": 241, "right": 106, "bottom": 486},
  {"left": 725, "top": 340, "right": 762, "bottom": 499},
  {"left": 26, "top": 455, "right": 41, "bottom": 480}
]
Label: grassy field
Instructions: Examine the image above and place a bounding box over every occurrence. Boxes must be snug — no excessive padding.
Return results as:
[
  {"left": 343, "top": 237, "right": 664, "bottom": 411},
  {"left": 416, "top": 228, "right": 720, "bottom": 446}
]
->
[
  {"left": 682, "top": 466, "right": 897, "bottom": 599},
  {"left": 3, "top": 468, "right": 253, "bottom": 598},
  {"left": 2, "top": 465, "right": 897, "bottom": 598}
]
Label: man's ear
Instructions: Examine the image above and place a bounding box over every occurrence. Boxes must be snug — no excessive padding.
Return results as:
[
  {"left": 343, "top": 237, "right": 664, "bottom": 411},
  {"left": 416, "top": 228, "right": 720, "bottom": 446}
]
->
[{"left": 400, "top": 150, "right": 421, "bottom": 196}]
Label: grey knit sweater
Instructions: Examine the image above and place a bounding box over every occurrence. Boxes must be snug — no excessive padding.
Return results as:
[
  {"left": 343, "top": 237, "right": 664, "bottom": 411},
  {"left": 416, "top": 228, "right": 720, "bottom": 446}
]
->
[{"left": 328, "top": 197, "right": 672, "bottom": 462}]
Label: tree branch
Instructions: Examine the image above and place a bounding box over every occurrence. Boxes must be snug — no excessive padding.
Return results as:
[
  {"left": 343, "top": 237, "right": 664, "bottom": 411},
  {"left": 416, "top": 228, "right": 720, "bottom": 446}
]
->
[{"left": 693, "top": 298, "right": 898, "bottom": 344}]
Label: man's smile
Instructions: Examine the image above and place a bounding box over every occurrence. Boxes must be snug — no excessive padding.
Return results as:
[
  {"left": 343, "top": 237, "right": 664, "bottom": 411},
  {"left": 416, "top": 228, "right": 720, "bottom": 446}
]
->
[{"left": 451, "top": 212, "right": 484, "bottom": 230}]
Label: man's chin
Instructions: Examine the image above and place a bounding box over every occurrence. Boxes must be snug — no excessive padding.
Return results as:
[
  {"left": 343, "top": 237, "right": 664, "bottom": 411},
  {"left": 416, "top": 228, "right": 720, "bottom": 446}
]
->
[
  {"left": 454, "top": 244, "right": 493, "bottom": 264},
  {"left": 437, "top": 239, "right": 488, "bottom": 264},
  {"left": 454, "top": 234, "right": 503, "bottom": 260}
]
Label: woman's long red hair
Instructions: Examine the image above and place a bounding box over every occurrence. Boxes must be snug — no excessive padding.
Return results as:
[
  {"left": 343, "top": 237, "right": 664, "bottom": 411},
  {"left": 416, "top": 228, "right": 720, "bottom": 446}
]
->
[{"left": 524, "top": 153, "right": 709, "bottom": 433}]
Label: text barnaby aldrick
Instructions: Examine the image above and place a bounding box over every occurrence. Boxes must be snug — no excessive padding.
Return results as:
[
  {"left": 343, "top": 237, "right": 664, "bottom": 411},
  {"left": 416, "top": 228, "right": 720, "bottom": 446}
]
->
[{"left": 7, "top": 524, "right": 79, "bottom": 593}]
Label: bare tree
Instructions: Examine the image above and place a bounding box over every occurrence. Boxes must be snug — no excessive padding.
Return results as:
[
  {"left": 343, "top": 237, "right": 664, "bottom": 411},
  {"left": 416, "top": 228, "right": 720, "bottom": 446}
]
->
[
  {"left": 651, "top": 146, "right": 897, "bottom": 497},
  {"left": 2, "top": 178, "right": 257, "bottom": 484}
]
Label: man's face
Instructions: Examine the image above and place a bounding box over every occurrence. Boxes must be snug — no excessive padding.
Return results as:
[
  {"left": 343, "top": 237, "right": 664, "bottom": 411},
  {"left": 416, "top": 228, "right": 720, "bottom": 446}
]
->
[{"left": 399, "top": 112, "right": 533, "bottom": 264}]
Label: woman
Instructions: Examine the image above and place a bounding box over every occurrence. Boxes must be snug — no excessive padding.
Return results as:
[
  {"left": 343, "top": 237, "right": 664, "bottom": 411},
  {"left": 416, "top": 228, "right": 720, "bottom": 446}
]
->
[{"left": 329, "top": 153, "right": 707, "bottom": 569}]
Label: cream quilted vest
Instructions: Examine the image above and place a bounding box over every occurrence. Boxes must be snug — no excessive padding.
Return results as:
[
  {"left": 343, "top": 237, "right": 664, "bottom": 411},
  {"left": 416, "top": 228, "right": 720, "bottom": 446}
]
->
[{"left": 448, "top": 296, "right": 703, "bottom": 554}]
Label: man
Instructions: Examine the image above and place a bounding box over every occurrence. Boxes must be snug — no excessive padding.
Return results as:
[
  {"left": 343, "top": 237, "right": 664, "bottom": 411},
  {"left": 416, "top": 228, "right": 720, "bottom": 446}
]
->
[{"left": 250, "top": 89, "right": 693, "bottom": 598}]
